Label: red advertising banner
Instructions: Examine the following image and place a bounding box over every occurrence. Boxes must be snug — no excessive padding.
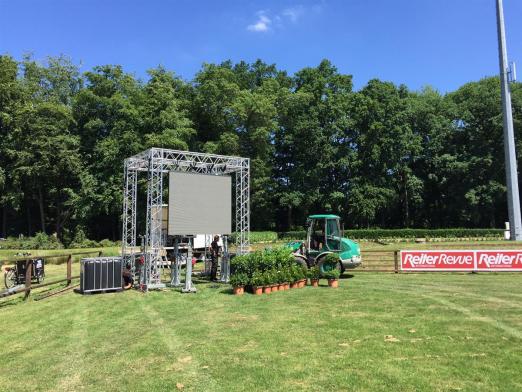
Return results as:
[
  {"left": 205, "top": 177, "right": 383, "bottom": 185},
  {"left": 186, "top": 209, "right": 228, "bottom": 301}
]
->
[
  {"left": 400, "top": 250, "right": 522, "bottom": 271},
  {"left": 476, "top": 250, "right": 522, "bottom": 271},
  {"left": 401, "top": 250, "right": 475, "bottom": 271}
]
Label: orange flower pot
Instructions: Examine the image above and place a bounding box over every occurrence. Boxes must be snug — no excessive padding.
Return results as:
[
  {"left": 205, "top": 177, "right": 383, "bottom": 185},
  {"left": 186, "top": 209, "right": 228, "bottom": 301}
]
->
[
  {"left": 253, "top": 286, "right": 263, "bottom": 295},
  {"left": 278, "top": 284, "right": 285, "bottom": 291},
  {"left": 284, "top": 283, "right": 290, "bottom": 290},
  {"left": 264, "top": 286, "right": 272, "bottom": 294},
  {"left": 233, "top": 286, "right": 244, "bottom": 295},
  {"left": 299, "top": 279, "right": 306, "bottom": 288},
  {"left": 272, "top": 285, "right": 278, "bottom": 292},
  {"left": 290, "top": 282, "right": 298, "bottom": 289},
  {"left": 328, "top": 279, "right": 339, "bottom": 288},
  {"left": 311, "top": 279, "right": 319, "bottom": 287}
]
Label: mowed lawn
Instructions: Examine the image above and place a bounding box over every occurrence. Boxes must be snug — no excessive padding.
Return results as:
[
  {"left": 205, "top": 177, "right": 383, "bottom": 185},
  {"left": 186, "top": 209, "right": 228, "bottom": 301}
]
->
[{"left": 1, "top": 272, "right": 521, "bottom": 391}]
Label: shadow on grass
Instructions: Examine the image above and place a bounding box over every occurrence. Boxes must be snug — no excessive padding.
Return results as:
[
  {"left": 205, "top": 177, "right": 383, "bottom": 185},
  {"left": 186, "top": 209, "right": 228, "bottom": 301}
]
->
[
  {"left": 220, "top": 287, "right": 234, "bottom": 295},
  {"left": 340, "top": 274, "right": 355, "bottom": 280},
  {"left": 0, "top": 297, "right": 20, "bottom": 308}
]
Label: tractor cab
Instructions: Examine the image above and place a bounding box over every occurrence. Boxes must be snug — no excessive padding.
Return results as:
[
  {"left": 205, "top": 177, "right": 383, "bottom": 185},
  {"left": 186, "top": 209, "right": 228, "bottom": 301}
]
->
[
  {"left": 307, "top": 214, "right": 343, "bottom": 254},
  {"left": 288, "top": 214, "right": 362, "bottom": 273}
]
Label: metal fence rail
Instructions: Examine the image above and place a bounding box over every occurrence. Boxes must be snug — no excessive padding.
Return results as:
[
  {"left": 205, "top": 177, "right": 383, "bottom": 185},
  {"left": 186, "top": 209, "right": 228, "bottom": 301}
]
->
[
  {"left": 356, "top": 250, "right": 399, "bottom": 273},
  {"left": 0, "top": 250, "right": 103, "bottom": 299}
]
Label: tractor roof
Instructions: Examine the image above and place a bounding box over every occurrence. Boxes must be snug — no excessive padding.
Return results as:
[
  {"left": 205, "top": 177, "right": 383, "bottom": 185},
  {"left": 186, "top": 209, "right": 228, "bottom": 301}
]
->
[{"left": 308, "top": 214, "right": 340, "bottom": 220}]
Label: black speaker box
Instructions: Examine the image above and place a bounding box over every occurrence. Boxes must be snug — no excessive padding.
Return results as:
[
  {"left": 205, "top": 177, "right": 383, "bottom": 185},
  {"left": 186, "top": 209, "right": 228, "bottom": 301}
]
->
[{"left": 80, "top": 258, "right": 122, "bottom": 293}]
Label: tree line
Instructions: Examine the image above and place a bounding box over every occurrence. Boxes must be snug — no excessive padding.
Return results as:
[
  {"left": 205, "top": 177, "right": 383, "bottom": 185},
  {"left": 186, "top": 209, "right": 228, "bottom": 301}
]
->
[{"left": 0, "top": 55, "right": 521, "bottom": 241}]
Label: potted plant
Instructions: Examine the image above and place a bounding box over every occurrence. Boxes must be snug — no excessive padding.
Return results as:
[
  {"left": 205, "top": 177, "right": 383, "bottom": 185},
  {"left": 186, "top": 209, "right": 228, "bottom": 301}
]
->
[
  {"left": 308, "top": 266, "right": 321, "bottom": 287},
  {"left": 277, "top": 270, "right": 285, "bottom": 291},
  {"left": 251, "top": 271, "right": 264, "bottom": 295},
  {"left": 283, "top": 269, "right": 291, "bottom": 290},
  {"left": 290, "top": 265, "right": 299, "bottom": 289},
  {"left": 321, "top": 253, "right": 341, "bottom": 288},
  {"left": 297, "top": 265, "right": 307, "bottom": 288},
  {"left": 270, "top": 269, "right": 279, "bottom": 292},
  {"left": 322, "top": 269, "right": 341, "bottom": 288},
  {"left": 263, "top": 270, "right": 272, "bottom": 294},
  {"left": 230, "top": 272, "right": 248, "bottom": 295}
]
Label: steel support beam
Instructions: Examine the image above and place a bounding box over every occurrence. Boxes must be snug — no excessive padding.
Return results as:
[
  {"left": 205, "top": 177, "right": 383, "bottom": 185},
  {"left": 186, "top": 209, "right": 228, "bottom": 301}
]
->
[{"left": 496, "top": 0, "right": 522, "bottom": 241}]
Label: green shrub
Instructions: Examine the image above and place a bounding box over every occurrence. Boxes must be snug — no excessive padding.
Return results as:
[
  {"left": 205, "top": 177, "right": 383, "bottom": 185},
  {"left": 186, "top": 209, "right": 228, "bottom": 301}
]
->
[
  {"left": 230, "top": 272, "right": 249, "bottom": 287},
  {"left": 308, "top": 266, "right": 321, "bottom": 280},
  {"left": 0, "top": 233, "right": 65, "bottom": 250},
  {"left": 322, "top": 269, "right": 340, "bottom": 280},
  {"left": 323, "top": 253, "right": 340, "bottom": 267},
  {"left": 251, "top": 271, "right": 265, "bottom": 287},
  {"left": 231, "top": 254, "right": 249, "bottom": 275},
  {"left": 99, "top": 239, "right": 120, "bottom": 248},
  {"left": 299, "top": 265, "right": 308, "bottom": 280},
  {"left": 275, "top": 269, "right": 286, "bottom": 284},
  {"left": 289, "top": 265, "right": 299, "bottom": 283},
  {"left": 230, "top": 246, "right": 303, "bottom": 288},
  {"left": 265, "top": 269, "right": 277, "bottom": 285},
  {"left": 289, "top": 264, "right": 307, "bottom": 282}
]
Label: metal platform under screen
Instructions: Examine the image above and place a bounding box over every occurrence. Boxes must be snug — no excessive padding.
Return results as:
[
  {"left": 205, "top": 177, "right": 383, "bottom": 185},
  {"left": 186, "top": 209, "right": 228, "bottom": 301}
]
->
[{"left": 80, "top": 257, "right": 123, "bottom": 293}]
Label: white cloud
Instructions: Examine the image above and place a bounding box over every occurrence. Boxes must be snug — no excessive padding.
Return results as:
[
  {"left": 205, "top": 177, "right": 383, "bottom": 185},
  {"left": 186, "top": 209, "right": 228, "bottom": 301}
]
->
[
  {"left": 282, "top": 6, "right": 305, "bottom": 23},
  {"left": 247, "top": 4, "right": 322, "bottom": 33},
  {"left": 247, "top": 13, "right": 271, "bottom": 32}
]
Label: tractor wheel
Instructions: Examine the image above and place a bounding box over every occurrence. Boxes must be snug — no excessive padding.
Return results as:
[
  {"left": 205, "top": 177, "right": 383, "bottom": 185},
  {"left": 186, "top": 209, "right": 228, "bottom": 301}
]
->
[
  {"left": 294, "top": 256, "right": 308, "bottom": 270},
  {"left": 316, "top": 255, "right": 342, "bottom": 275}
]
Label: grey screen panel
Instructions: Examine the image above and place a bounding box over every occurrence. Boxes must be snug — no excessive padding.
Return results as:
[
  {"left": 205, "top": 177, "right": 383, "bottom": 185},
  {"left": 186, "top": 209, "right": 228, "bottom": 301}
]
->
[{"left": 168, "top": 172, "right": 232, "bottom": 235}]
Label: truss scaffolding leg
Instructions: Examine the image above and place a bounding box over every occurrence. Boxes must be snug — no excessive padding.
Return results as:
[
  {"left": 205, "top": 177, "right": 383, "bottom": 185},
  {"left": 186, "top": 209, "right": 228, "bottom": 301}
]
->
[
  {"left": 122, "top": 161, "right": 138, "bottom": 279},
  {"left": 170, "top": 238, "right": 181, "bottom": 287},
  {"left": 144, "top": 151, "right": 165, "bottom": 290},
  {"left": 235, "top": 162, "right": 250, "bottom": 255},
  {"left": 182, "top": 239, "right": 196, "bottom": 293},
  {"left": 219, "top": 235, "right": 230, "bottom": 283}
]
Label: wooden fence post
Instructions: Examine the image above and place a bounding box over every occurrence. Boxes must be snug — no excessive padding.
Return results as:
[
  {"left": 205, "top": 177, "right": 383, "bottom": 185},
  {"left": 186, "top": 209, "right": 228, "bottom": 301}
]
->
[
  {"left": 394, "top": 251, "right": 399, "bottom": 274},
  {"left": 66, "top": 254, "right": 72, "bottom": 286},
  {"left": 24, "top": 259, "right": 32, "bottom": 300},
  {"left": 98, "top": 250, "right": 103, "bottom": 257}
]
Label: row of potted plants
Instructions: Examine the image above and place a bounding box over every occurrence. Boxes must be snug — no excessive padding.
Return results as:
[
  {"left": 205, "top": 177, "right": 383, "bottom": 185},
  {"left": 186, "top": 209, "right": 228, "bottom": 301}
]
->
[
  {"left": 229, "top": 247, "right": 341, "bottom": 295},
  {"left": 230, "top": 263, "right": 308, "bottom": 295}
]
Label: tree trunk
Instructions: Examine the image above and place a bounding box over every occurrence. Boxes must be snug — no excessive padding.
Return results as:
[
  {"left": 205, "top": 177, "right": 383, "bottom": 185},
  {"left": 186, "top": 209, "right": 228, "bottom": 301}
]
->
[
  {"left": 37, "top": 186, "right": 46, "bottom": 233},
  {"left": 404, "top": 175, "right": 409, "bottom": 227},
  {"left": 26, "top": 199, "right": 32, "bottom": 236},
  {"left": 287, "top": 206, "right": 293, "bottom": 231},
  {"left": 1, "top": 206, "right": 6, "bottom": 238},
  {"left": 56, "top": 203, "right": 62, "bottom": 239}
]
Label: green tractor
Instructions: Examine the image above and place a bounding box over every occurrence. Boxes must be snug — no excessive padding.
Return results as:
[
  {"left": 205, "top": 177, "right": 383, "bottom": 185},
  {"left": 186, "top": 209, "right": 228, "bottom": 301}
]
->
[{"left": 286, "top": 214, "right": 362, "bottom": 274}]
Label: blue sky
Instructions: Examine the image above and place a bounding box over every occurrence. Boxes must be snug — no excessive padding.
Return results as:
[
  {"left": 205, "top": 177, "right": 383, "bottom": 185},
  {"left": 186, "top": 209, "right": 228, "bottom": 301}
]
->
[{"left": 1, "top": 0, "right": 521, "bottom": 92}]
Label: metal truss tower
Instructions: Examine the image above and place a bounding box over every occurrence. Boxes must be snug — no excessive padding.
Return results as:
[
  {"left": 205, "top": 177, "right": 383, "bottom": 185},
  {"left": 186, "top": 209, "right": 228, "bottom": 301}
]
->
[{"left": 121, "top": 148, "right": 250, "bottom": 291}]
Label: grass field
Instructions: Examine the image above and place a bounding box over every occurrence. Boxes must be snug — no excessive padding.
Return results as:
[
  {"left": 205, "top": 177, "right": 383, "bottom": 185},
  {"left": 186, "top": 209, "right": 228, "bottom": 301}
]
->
[{"left": 1, "top": 269, "right": 521, "bottom": 391}]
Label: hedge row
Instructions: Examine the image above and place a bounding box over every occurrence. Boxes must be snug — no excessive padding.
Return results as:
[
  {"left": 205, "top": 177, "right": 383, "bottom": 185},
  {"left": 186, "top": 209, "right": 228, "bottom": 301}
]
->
[
  {"left": 0, "top": 233, "right": 121, "bottom": 250},
  {"left": 252, "top": 228, "right": 505, "bottom": 242},
  {"left": 0, "top": 233, "right": 64, "bottom": 250},
  {"left": 229, "top": 231, "right": 279, "bottom": 243}
]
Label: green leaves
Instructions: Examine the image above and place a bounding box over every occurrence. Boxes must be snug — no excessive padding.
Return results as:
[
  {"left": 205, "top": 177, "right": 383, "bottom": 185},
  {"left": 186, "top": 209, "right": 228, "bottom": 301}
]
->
[
  {"left": 0, "top": 55, "right": 518, "bottom": 240},
  {"left": 230, "top": 247, "right": 296, "bottom": 287}
]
